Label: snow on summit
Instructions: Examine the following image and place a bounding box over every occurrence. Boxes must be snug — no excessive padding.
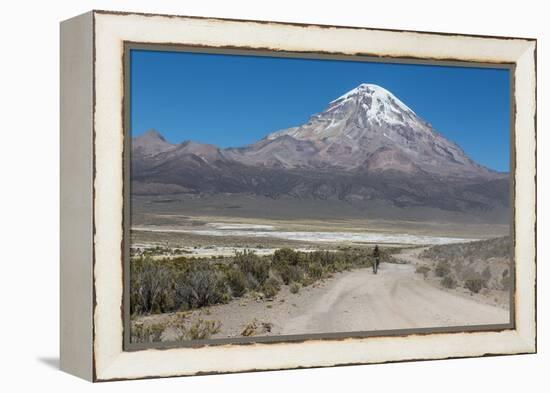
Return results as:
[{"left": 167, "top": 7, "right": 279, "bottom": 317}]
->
[
  {"left": 267, "top": 83, "right": 422, "bottom": 142},
  {"left": 332, "top": 83, "right": 413, "bottom": 111},
  {"left": 329, "top": 83, "right": 417, "bottom": 121}
]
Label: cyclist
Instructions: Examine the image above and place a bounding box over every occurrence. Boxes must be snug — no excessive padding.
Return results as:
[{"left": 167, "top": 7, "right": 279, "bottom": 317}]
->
[{"left": 372, "top": 245, "right": 380, "bottom": 274}]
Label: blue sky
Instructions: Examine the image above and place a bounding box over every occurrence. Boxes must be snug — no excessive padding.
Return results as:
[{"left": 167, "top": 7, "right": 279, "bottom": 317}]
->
[{"left": 130, "top": 49, "right": 510, "bottom": 172}]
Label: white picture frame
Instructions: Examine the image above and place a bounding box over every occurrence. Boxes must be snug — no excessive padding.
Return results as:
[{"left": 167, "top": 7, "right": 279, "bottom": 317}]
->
[{"left": 60, "top": 10, "right": 536, "bottom": 382}]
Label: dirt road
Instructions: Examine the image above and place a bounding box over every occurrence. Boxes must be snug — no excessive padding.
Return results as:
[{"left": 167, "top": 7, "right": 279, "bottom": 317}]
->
[
  {"left": 280, "top": 252, "right": 509, "bottom": 335},
  {"left": 139, "top": 248, "right": 510, "bottom": 340}
]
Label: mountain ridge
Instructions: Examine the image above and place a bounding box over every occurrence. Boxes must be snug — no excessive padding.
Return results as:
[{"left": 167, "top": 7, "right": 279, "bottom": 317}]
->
[{"left": 131, "top": 83, "right": 509, "bottom": 220}]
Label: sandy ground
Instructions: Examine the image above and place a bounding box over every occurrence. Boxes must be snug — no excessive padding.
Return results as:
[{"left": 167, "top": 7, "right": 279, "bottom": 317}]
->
[
  {"left": 397, "top": 247, "right": 511, "bottom": 308},
  {"left": 279, "top": 261, "right": 509, "bottom": 335},
  {"left": 137, "top": 249, "right": 510, "bottom": 341}
]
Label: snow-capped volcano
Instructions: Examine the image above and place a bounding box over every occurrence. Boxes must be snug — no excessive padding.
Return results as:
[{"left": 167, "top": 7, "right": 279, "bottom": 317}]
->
[
  {"left": 327, "top": 83, "right": 418, "bottom": 128},
  {"left": 231, "top": 83, "right": 496, "bottom": 177},
  {"left": 267, "top": 83, "right": 419, "bottom": 142}
]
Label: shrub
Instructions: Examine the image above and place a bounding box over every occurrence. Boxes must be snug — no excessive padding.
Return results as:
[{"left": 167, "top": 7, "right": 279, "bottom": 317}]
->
[
  {"left": 277, "top": 264, "right": 303, "bottom": 284},
  {"left": 300, "top": 276, "right": 315, "bottom": 287},
  {"left": 226, "top": 268, "right": 247, "bottom": 297},
  {"left": 241, "top": 321, "right": 257, "bottom": 337},
  {"left": 465, "top": 278, "right": 485, "bottom": 294},
  {"left": 261, "top": 277, "right": 281, "bottom": 299},
  {"left": 331, "top": 260, "right": 346, "bottom": 273},
  {"left": 415, "top": 265, "right": 430, "bottom": 278},
  {"left": 441, "top": 275, "right": 457, "bottom": 289},
  {"left": 177, "top": 319, "right": 221, "bottom": 341},
  {"left": 435, "top": 261, "right": 451, "bottom": 277},
  {"left": 311, "top": 250, "right": 341, "bottom": 270},
  {"left": 290, "top": 282, "right": 300, "bottom": 294},
  {"left": 307, "top": 262, "right": 324, "bottom": 280},
  {"left": 244, "top": 273, "right": 260, "bottom": 291},
  {"left": 241, "top": 319, "right": 273, "bottom": 337},
  {"left": 481, "top": 266, "right": 492, "bottom": 281},
  {"left": 272, "top": 248, "right": 299, "bottom": 266},
  {"left": 234, "top": 250, "right": 270, "bottom": 286},
  {"left": 454, "top": 260, "right": 465, "bottom": 276},
  {"left": 131, "top": 322, "right": 164, "bottom": 343},
  {"left": 461, "top": 266, "right": 478, "bottom": 282},
  {"left": 131, "top": 258, "right": 174, "bottom": 314},
  {"left": 175, "top": 268, "right": 228, "bottom": 309}
]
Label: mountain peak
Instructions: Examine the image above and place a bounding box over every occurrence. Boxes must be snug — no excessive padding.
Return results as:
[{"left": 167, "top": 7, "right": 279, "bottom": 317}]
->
[
  {"left": 259, "top": 83, "right": 495, "bottom": 178},
  {"left": 331, "top": 83, "right": 385, "bottom": 100},
  {"left": 140, "top": 129, "right": 167, "bottom": 142},
  {"left": 330, "top": 83, "right": 416, "bottom": 116},
  {"left": 133, "top": 129, "right": 174, "bottom": 156},
  {"left": 266, "top": 83, "right": 420, "bottom": 144}
]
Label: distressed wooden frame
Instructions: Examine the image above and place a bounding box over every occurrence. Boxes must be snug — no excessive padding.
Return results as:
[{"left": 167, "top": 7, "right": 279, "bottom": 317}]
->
[
  {"left": 121, "top": 44, "right": 519, "bottom": 351},
  {"left": 60, "top": 10, "right": 537, "bottom": 382}
]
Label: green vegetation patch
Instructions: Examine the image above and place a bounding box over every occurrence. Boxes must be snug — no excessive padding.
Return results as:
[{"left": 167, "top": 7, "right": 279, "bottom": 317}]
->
[{"left": 130, "top": 246, "right": 397, "bottom": 318}]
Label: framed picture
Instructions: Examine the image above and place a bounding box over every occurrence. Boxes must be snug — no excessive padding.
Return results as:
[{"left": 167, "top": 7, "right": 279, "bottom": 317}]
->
[{"left": 60, "top": 10, "right": 537, "bottom": 381}]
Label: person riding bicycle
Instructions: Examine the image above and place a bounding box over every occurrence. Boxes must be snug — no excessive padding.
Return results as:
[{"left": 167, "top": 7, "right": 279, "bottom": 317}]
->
[{"left": 372, "top": 245, "right": 381, "bottom": 274}]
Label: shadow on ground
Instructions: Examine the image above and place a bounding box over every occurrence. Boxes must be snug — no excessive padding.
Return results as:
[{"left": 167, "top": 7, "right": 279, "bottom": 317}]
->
[{"left": 37, "top": 357, "right": 59, "bottom": 370}]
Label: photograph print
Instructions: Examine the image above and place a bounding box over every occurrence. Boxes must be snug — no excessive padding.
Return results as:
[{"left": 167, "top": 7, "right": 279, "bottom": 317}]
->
[{"left": 127, "top": 47, "right": 513, "bottom": 347}]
